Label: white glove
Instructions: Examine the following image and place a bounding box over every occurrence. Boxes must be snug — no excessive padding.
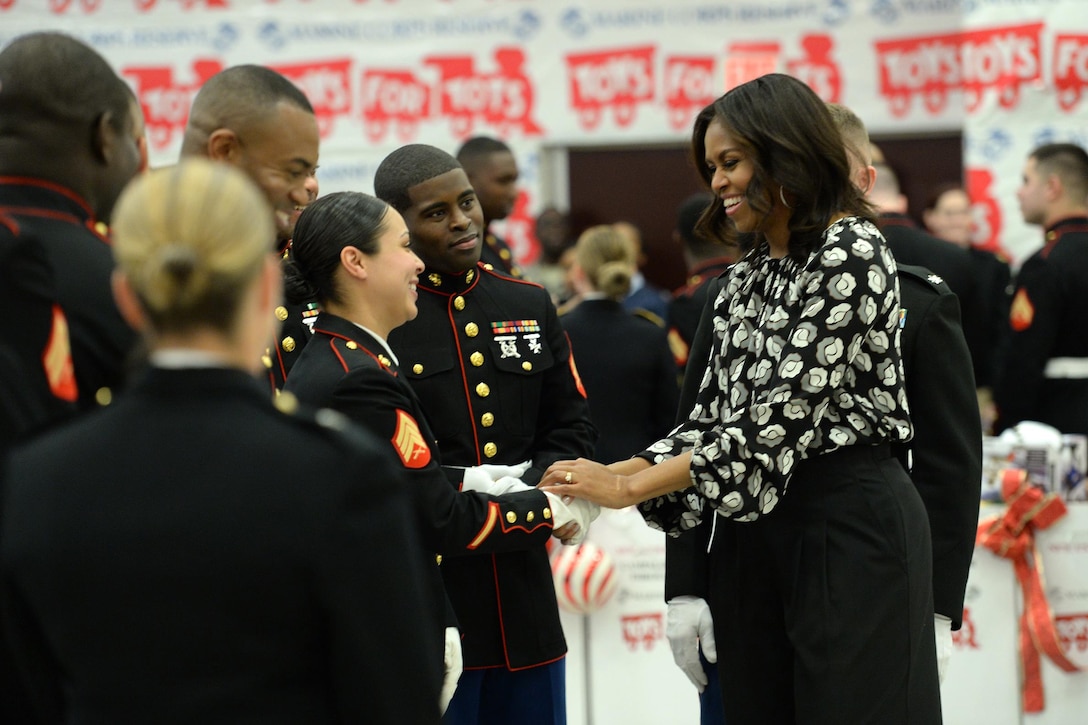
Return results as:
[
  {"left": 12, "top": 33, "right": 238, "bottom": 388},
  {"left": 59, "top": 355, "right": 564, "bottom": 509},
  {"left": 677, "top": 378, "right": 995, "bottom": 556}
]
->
[
  {"left": 935, "top": 613, "right": 952, "bottom": 685},
  {"left": 440, "top": 626, "right": 463, "bottom": 713},
  {"left": 458, "top": 461, "right": 532, "bottom": 494},
  {"left": 475, "top": 460, "right": 531, "bottom": 480},
  {"left": 542, "top": 491, "right": 600, "bottom": 545},
  {"left": 666, "top": 596, "right": 717, "bottom": 692}
]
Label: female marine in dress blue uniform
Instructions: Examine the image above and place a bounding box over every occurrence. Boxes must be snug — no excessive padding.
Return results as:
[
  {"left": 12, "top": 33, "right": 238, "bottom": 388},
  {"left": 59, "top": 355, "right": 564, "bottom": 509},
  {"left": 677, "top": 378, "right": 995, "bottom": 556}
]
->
[{"left": 280, "top": 192, "right": 591, "bottom": 714}]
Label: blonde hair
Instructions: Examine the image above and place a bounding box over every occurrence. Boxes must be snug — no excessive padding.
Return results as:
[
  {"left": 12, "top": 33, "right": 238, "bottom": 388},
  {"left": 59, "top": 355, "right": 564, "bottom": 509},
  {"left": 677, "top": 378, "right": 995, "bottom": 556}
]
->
[
  {"left": 575, "top": 225, "right": 636, "bottom": 300},
  {"left": 111, "top": 159, "right": 273, "bottom": 334}
]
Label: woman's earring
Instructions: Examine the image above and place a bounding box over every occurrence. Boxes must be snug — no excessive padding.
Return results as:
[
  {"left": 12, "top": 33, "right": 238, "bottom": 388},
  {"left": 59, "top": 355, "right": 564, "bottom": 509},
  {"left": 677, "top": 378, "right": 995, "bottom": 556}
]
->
[{"left": 779, "top": 186, "right": 792, "bottom": 209}]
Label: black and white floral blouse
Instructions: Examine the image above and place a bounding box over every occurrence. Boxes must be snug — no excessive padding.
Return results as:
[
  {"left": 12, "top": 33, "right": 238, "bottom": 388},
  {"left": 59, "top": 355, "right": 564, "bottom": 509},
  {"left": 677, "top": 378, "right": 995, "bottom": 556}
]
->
[{"left": 638, "top": 216, "right": 913, "bottom": 533}]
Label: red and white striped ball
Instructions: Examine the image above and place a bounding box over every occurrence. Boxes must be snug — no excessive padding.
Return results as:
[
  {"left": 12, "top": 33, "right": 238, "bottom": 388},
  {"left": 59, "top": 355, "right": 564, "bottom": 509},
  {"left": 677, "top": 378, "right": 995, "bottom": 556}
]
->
[{"left": 549, "top": 540, "right": 618, "bottom": 615}]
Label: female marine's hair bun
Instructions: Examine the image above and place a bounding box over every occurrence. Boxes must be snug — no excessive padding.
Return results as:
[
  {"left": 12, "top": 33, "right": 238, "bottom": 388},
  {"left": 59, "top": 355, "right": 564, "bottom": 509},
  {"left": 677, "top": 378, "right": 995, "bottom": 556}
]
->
[{"left": 111, "top": 159, "right": 274, "bottom": 332}]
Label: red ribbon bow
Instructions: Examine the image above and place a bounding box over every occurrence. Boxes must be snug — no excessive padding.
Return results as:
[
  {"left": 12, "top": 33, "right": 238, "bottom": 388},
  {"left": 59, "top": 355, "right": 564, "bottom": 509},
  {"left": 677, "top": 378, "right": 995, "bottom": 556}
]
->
[{"left": 976, "top": 469, "right": 1080, "bottom": 713}]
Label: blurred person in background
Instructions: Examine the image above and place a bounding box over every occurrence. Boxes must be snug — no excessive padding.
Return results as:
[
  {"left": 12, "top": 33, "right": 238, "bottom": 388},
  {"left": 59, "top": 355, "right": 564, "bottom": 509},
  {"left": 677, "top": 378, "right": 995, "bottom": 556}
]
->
[
  {"left": 995, "top": 143, "right": 1088, "bottom": 437},
  {"left": 561, "top": 224, "right": 679, "bottom": 463},
  {"left": 667, "top": 192, "right": 740, "bottom": 373},
  {"left": 923, "top": 182, "right": 1012, "bottom": 432}
]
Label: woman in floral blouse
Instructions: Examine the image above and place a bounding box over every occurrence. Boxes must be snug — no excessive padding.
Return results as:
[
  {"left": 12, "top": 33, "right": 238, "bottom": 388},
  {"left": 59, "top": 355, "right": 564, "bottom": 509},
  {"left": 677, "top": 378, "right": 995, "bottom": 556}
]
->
[{"left": 542, "top": 74, "right": 941, "bottom": 724}]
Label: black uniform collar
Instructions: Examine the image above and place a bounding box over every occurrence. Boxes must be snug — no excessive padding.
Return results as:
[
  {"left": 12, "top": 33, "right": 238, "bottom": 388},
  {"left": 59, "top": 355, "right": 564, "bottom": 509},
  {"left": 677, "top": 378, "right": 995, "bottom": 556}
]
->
[
  {"left": 1043, "top": 215, "right": 1088, "bottom": 243},
  {"left": 0, "top": 176, "right": 106, "bottom": 240},
  {"left": 311, "top": 312, "right": 398, "bottom": 371},
  {"left": 418, "top": 262, "right": 484, "bottom": 296},
  {"left": 136, "top": 365, "right": 270, "bottom": 402}
]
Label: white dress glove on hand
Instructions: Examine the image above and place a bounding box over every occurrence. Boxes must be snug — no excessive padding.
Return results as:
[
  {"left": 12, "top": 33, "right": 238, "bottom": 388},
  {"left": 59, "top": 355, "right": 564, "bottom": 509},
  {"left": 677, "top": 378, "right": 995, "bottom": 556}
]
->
[
  {"left": 440, "top": 626, "right": 463, "bottom": 714},
  {"left": 458, "top": 461, "right": 532, "bottom": 494},
  {"left": 666, "top": 596, "right": 718, "bottom": 693},
  {"left": 935, "top": 613, "right": 952, "bottom": 685},
  {"left": 542, "top": 491, "right": 600, "bottom": 545}
]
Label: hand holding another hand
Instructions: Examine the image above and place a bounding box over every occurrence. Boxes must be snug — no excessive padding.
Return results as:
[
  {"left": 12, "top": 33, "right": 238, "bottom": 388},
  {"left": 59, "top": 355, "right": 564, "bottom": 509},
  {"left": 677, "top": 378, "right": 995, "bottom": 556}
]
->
[
  {"left": 542, "top": 492, "right": 599, "bottom": 545},
  {"left": 539, "top": 458, "right": 633, "bottom": 509}
]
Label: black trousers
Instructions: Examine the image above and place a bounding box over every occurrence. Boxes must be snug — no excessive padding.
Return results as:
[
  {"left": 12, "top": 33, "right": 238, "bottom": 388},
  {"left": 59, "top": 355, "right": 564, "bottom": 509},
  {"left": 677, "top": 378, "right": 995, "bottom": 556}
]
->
[{"left": 708, "top": 445, "right": 942, "bottom": 725}]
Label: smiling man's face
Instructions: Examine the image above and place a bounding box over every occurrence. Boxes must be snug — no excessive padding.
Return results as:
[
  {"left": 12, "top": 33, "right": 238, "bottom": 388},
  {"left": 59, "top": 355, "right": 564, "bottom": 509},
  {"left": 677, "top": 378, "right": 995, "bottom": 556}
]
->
[{"left": 402, "top": 168, "right": 485, "bottom": 274}]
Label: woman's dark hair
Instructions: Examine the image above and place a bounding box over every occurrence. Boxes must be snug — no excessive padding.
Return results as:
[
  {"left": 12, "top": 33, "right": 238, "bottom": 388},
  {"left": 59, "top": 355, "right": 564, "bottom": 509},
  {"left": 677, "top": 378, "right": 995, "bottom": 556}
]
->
[
  {"left": 285, "top": 191, "right": 390, "bottom": 305},
  {"left": 690, "top": 73, "right": 874, "bottom": 259}
]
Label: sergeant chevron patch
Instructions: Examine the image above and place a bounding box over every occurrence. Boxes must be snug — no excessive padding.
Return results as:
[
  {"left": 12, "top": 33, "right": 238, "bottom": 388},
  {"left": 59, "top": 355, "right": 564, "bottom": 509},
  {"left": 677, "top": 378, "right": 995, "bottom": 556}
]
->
[{"left": 392, "top": 409, "right": 431, "bottom": 469}]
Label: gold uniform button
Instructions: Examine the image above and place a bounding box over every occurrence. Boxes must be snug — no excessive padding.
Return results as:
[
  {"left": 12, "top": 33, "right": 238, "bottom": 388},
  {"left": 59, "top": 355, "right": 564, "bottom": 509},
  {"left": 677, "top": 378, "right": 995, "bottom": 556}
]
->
[
  {"left": 454, "top": 296, "right": 466, "bottom": 311},
  {"left": 261, "top": 354, "right": 273, "bottom": 369},
  {"left": 470, "top": 352, "right": 484, "bottom": 367},
  {"left": 274, "top": 390, "right": 299, "bottom": 415},
  {"left": 506, "top": 510, "right": 517, "bottom": 524},
  {"left": 465, "top": 322, "right": 479, "bottom": 337},
  {"left": 428, "top": 273, "right": 442, "bottom": 286},
  {"left": 94, "top": 221, "right": 110, "bottom": 236},
  {"left": 378, "top": 354, "right": 391, "bottom": 367},
  {"left": 275, "top": 306, "right": 289, "bottom": 322},
  {"left": 481, "top": 412, "right": 495, "bottom": 427},
  {"left": 281, "top": 336, "right": 296, "bottom": 353},
  {"left": 435, "top": 554, "right": 443, "bottom": 566},
  {"left": 484, "top": 442, "right": 498, "bottom": 458},
  {"left": 526, "top": 511, "right": 535, "bottom": 523},
  {"left": 500, "top": 248, "right": 511, "bottom": 260},
  {"left": 466, "top": 269, "right": 476, "bottom": 283},
  {"left": 482, "top": 263, "right": 494, "bottom": 271},
  {"left": 95, "top": 387, "right": 112, "bottom": 406},
  {"left": 522, "top": 361, "right": 533, "bottom": 371},
  {"left": 345, "top": 340, "right": 358, "bottom": 350},
  {"left": 413, "top": 363, "right": 424, "bottom": 374},
  {"left": 476, "top": 383, "right": 490, "bottom": 397},
  {"left": 543, "top": 507, "right": 552, "bottom": 520}
]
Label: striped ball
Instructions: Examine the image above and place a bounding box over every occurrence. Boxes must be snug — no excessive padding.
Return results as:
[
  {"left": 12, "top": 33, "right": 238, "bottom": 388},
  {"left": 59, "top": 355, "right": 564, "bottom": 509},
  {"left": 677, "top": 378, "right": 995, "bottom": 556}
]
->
[{"left": 549, "top": 540, "right": 618, "bottom": 614}]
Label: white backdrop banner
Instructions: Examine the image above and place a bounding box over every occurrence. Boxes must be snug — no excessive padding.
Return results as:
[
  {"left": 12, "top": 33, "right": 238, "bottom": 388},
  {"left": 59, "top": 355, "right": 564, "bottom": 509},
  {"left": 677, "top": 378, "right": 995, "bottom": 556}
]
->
[{"left": 5, "top": 0, "right": 1084, "bottom": 265}]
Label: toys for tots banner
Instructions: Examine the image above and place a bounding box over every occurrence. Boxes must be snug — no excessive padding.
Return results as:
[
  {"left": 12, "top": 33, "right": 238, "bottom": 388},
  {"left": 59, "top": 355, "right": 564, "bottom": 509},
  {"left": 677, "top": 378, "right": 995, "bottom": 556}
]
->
[{"left": 2, "top": 0, "right": 1084, "bottom": 265}]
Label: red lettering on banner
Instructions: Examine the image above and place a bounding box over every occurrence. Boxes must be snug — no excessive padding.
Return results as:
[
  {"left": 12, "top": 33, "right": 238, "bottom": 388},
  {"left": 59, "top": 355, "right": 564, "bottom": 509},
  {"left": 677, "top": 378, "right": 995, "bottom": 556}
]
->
[
  {"left": 361, "top": 69, "right": 430, "bottom": 143},
  {"left": 787, "top": 34, "right": 842, "bottom": 103},
  {"left": 1055, "top": 34, "right": 1088, "bottom": 112},
  {"left": 725, "top": 41, "right": 780, "bottom": 91},
  {"left": 565, "top": 45, "right": 656, "bottom": 131},
  {"left": 361, "top": 48, "right": 542, "bottom": 142},
  {"left": 966, "top": 167, "right": 1003, "bottom": 253},
  {"left": 424, "top": 47, "right": 543, "bottom": 139},
  {"left": 49, "top": 0, "right": 101, "bottom": 13},
  {"left": 136, "top": 0, "right": 230, "bottom": 10},
  {"left": 620, "top": 612, "right": 664, "bottom": 651},
  {"left": 875, "top": 23, "right": 1043, "bottom": 117},
  {"left": 270, "top": 59, "right": 352, "bottom": 138},
  {"left": 124, "top": 59, "right": 223, "bottom": 152},
  {"left": 953, "top": 607, "right": 979, "bottom": 649},
  {"left": 1056, "top": 613, "right": 1088, "bottom": 654},
  {"left": 664, "top": 55, "right": 716, "bottom": 131},
  {"left": 501, "top": 190, "right": 539, "bottom": 266}
]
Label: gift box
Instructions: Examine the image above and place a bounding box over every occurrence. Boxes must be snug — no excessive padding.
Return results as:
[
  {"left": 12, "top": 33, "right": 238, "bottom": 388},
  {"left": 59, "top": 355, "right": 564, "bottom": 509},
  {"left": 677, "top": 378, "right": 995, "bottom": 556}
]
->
[{"left": 982, "top": 424, "right": 1087, "bottom": 502}]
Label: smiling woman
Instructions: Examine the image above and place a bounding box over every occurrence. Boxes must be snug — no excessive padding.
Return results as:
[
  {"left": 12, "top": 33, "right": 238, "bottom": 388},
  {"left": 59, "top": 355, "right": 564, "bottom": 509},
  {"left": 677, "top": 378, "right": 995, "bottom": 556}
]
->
[
  {"left": 541, "top": 73, "right": 942, "bottom": 725},
  {"left": 280, "top": 189, "right": 587, "bottom": 716}
]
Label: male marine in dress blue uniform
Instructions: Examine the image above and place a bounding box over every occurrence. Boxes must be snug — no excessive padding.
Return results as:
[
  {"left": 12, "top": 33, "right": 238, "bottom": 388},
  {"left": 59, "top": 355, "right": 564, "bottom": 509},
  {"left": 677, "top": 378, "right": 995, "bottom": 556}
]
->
[
  {"left": 377, "top": 144, "right": 596, "bottom": 725},
  {"left": 995, "top": 144, "right": 1088, "bottom": 436}
]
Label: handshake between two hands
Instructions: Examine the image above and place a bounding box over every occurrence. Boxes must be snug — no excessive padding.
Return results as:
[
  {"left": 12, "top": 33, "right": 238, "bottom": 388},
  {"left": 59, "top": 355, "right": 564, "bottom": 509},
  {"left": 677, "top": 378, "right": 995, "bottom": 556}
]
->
[{"left": 458, "top": 461, "right": 600, "bottom": 545}]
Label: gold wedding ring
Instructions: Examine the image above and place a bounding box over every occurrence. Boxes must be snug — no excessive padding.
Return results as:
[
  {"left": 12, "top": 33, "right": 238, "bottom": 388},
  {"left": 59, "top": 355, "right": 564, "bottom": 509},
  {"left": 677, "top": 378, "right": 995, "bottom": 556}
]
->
[{"left": 564, "top": 471, "right": 573, "bottom": 484}]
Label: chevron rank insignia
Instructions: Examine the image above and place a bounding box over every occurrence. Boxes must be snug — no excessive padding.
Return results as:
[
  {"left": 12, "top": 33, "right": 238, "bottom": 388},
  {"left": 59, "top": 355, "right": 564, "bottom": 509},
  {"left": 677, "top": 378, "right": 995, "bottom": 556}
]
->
[{"left": 392, "top": 409, "right": 432, "bottom": 469}]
